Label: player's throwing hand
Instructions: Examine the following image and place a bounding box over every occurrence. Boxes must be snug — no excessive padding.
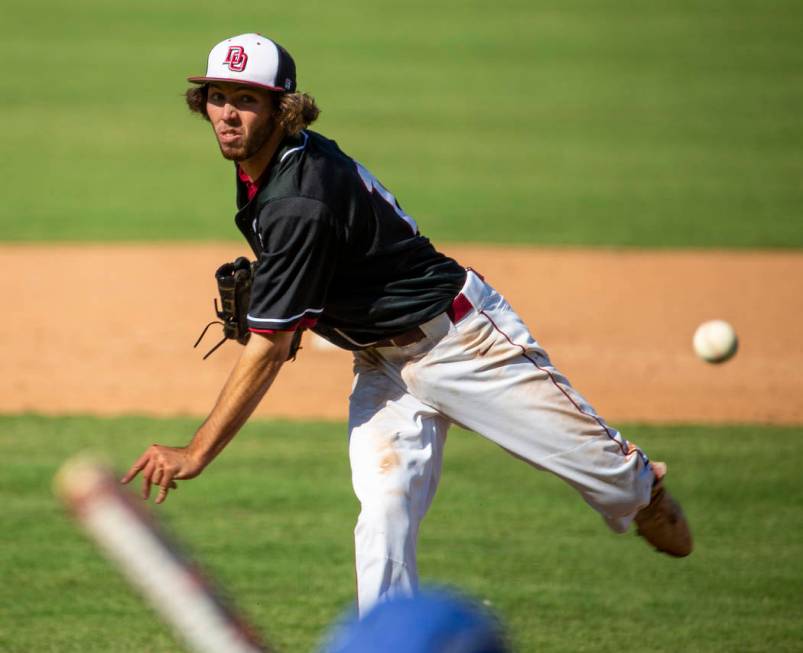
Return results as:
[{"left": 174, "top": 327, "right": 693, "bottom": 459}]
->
[{"left": 121, "top": 445, "right": 204, "bottom": 504}]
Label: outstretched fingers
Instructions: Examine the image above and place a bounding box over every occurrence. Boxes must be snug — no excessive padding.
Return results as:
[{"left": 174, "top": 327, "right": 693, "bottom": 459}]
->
[
  {"left": 141, "top": 460, "right": 156, "bottom": 500},
  {"left": 155, "top": 472, "right": 178, "bottom": 504},
  {"left": 120, "top": 445, "right": 191, "bottom": 504},
  {"left": 120, "top": 451, "right": 150, "bottom": 485}
]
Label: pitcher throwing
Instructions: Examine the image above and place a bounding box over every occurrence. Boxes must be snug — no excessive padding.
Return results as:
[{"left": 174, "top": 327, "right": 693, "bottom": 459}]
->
[{"left": 122, "top": 33, "right": 692, "bottom": 616}]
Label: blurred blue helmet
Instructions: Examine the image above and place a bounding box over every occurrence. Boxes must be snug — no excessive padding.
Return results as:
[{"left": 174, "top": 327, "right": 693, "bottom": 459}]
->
[{"left": 322, "top": 589, "right": 510, "bottom": 653}]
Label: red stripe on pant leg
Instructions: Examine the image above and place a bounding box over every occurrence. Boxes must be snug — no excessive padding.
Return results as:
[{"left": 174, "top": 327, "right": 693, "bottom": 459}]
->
[{"left": 479, "top": 310, "right": 633, "bottom": 458}]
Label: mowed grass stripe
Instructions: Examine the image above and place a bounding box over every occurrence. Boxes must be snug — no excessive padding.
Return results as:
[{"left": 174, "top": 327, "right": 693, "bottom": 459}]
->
[
  {"left": 0, "top": 415, "right": 801, "bottom": 651},
  {"left": 1, "top": 1, "right": 801, "bottom": 246}
]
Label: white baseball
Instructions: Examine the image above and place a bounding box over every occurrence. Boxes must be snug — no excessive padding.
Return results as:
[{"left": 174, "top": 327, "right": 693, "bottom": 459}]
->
[{"left": 693, "top": 320, "right": 738, "bottom": 364}]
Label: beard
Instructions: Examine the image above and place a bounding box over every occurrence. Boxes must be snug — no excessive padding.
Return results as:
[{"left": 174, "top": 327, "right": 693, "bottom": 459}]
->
[{"left": 215, "top": 117, "right": 277, "bottom": 162}]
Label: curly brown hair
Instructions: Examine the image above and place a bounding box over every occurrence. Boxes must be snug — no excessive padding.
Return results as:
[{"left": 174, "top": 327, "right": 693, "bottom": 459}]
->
[{"left": 184, "top": 85, "right": 320, "bottom": 136}]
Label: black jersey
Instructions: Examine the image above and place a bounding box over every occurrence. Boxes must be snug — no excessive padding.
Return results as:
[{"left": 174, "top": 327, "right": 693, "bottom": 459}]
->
[{"left": 234, "top": 130, "right": 466, "bottom": 350}]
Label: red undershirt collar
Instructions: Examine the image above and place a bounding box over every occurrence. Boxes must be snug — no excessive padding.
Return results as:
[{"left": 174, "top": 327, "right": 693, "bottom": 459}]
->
[{"left": 238, "top": 166, "right": 262, "bottom": 201}]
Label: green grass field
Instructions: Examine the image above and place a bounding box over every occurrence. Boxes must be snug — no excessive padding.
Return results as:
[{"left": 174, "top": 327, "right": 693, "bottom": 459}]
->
[
  {"left": 2, "top": 0, "right": 802, "bottom": 246},
  {"left": 1, "top": 415, "right": 801, "bottom": 652}
]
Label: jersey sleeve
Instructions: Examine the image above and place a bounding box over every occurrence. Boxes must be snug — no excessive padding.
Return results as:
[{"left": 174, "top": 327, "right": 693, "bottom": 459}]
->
[{"left": 246, "top": 197, "right": 338, "bottom": 333}]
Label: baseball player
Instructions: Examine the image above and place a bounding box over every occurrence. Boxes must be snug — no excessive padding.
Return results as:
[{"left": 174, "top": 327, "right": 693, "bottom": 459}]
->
[{"left": 122, "top": 33, "right": 693, "bottom": 616}]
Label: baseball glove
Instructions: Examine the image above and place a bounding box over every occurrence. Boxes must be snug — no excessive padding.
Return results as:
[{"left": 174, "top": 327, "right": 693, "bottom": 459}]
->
[{"left": 194, "top": 256, "right": 303, "bottom": 361}]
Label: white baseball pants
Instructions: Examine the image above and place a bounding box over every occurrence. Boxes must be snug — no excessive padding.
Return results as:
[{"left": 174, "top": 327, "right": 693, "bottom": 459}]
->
[{"left": 348, "top": 269, "right": 654, "bottom": 614}]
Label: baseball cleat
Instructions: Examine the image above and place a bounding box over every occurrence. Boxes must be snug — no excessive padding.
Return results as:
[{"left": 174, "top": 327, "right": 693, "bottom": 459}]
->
[{"left": 634, "top": 464, "right": 693, "bottom": 557}]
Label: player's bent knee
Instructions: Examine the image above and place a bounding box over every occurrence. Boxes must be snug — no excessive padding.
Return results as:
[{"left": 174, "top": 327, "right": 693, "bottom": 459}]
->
[{"left": 355, "top": 491, "right": 415, "bottom": 540}]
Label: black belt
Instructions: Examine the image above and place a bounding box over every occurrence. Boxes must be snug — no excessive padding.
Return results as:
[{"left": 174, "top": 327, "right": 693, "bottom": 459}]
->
[
  {"left": 373, "top": 326, "right": 428, "bottom": 348},
  {"left": 373, "top": 289, "right": 473, "bottom": 348}
]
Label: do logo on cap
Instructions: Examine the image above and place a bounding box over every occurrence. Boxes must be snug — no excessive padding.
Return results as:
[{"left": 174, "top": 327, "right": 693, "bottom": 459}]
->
[{"left": 224, "top": 46, "right": 248, "bottom": 72}]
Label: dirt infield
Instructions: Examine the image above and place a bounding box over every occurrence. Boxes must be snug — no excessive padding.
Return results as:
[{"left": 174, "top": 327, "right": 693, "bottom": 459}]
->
[{"left": 3, "top": 244, "right": 801, "bottom": 424}]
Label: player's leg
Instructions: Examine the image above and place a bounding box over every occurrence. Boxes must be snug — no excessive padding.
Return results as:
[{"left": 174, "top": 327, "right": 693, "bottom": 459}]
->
[
  {"left": 348, "top": 350, "right": 449, "bottom": 616},
  {"left": 404, "top": 271, "right": 655, "bottom": 533}
]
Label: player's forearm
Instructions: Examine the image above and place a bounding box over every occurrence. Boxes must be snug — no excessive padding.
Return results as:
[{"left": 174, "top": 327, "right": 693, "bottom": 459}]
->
[{"left": 187, "top": 333, "right": 290, "bottom": 468}]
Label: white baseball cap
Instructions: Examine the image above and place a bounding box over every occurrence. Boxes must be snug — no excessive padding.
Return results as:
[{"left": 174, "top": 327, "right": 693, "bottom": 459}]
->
[{"left": 188, "top": 33, "right": 297, "bottom": 92}]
